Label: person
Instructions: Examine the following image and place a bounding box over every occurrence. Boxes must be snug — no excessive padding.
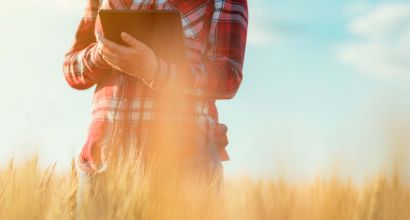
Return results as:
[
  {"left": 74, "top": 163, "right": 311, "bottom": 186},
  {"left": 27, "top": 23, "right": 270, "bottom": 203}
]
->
[{"left": 63, "top": 0, "right": 248, "bottom": 209}]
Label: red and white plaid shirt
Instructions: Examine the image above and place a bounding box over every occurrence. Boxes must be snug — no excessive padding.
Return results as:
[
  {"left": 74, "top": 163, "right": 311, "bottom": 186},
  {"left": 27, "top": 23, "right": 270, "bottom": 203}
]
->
[{"left": 63, "top": 0, "right": 248, "bottom": 172}]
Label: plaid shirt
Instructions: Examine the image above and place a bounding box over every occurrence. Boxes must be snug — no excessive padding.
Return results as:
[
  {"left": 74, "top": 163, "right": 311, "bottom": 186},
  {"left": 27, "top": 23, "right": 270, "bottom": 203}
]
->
[{"left": 63, "top": 0, "right": 248, "bottom": 172}]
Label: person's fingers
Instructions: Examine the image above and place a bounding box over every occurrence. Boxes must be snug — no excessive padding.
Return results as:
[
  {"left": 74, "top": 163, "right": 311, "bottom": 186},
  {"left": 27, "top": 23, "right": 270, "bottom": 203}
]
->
[
  {"left": 105, "top": 58, "right": 122, "bottom": 70},
  {"left": 101, "top": 52, "right": 119, "bottom": 67},
  {"left": 102, "top": 55, "right": 123, "bottom": 71},
  {"left": 121, "top": 32, "right": 142, "bottom": 49},
  {"left": 99, "top": 35, "right": 129, "bottom": 54},
  {"left": 89, "top": 162, "right": 98, "bottom": 173},
  {"left": 96, "top": 32, "right": 103, "bottom": 42},
  {"left": 216, "top": 124, "right": 228, "bottom": 148},
  {"left": 99, "top": 42, "right": 125, "bottom": 66},
  {"left": 100, "top": 44, "right": 118, "bottom": 60},
  {"left": 97, "top": 41, "right": 103, "bottom": 55},
  {"left": 90, "top": 147, "right": 102, "bottom": 173},
  {"left": 97, "top": 39, "right": 112, "bottom": 59}
]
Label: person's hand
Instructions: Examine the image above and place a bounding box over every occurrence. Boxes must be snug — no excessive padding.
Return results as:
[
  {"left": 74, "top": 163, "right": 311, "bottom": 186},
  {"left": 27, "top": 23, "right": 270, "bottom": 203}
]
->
[
  {"left": 97, "top": 32, "right": 159, "bottom": 81},
  {"left": 215, "top": 123, "right": 228, "bottom": 149}
]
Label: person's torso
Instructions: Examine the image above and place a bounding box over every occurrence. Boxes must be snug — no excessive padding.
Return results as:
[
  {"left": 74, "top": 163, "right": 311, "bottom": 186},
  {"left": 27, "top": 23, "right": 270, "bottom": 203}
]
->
[{"left": 91, "top": 0, "right": 219, "bottom": 126}]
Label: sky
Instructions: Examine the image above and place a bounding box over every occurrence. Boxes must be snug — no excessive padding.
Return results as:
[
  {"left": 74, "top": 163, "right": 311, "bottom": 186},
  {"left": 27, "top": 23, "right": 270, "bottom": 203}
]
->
[{"left": 0, "top": 0, "right": 409, "bottom": 181}]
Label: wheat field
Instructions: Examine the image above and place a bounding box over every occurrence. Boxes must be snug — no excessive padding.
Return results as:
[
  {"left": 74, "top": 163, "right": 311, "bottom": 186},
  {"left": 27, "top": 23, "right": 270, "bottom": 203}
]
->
[{"left": 0, "top": 156, "right": 409, "bottom": 220}]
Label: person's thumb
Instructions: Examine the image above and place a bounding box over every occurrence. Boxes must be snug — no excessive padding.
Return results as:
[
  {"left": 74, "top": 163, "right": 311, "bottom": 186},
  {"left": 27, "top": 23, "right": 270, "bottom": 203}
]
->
[{"left": 121, "top": 32, "right": 140, "bottom": 48}]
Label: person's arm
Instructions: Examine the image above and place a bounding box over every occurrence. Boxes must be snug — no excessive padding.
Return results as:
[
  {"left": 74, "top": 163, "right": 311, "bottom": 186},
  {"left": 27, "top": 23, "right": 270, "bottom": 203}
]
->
[
  {"left": 145, "top": 0, "right": 248, "bottom": 100},
  {"left": 62, "top": 0, "right": 110, "bottom": 90}
]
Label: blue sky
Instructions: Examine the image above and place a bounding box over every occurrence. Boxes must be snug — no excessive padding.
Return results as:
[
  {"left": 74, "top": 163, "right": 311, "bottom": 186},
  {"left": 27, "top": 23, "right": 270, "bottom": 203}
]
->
[
  {"left": 0, "top": 0, "right": 409, "bottom": 181},
  {"left": 220, "top": 0, "right": 410, "bottom": 180}
]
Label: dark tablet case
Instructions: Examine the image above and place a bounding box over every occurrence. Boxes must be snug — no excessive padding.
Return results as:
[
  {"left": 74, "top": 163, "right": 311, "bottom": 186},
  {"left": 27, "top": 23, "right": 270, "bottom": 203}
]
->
[{"left": 99, "top": 10, "right": 187, "bottom": 67}]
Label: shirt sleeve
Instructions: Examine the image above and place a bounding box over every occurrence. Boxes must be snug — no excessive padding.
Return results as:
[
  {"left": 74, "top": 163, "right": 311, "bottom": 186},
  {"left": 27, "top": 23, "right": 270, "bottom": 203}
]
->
[
  {"left": 143, "top": 0, "right": 248, "bottom": 100},
  {"left": 62, "top": 0, "right": 111, "bottom": 90}
]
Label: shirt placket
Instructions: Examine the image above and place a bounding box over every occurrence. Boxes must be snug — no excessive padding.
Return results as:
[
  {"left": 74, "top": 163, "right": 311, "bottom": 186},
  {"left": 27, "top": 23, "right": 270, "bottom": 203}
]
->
[
  {"left": 122, "top": 0, "right": 134, "bottom": 8},
  {"left": 149, "top": 0, "right": 158, "bottom": 10}
]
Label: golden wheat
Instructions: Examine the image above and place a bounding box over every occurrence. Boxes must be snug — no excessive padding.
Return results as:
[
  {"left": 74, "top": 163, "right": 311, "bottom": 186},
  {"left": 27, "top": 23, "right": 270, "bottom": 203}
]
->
[{"left": 0, "top": 157, "right": 409, "bottom": 220}]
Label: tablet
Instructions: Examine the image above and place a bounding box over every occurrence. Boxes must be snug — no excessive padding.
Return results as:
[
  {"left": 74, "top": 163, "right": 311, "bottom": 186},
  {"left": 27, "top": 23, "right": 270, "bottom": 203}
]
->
[{"left": 99, "top": 10, "right": 187, "bottom": 68}]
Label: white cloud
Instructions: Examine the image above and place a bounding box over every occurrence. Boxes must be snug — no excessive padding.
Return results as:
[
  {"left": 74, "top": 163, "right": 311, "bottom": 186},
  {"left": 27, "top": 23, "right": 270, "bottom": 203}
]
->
[{"left": 337, "top": 3, "right": 410, "bottom": 77}]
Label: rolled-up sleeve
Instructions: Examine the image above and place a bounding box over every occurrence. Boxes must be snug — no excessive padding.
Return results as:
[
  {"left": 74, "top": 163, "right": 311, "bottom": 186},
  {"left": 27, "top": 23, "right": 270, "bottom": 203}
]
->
[
  {"left": 145, "top": 0, "right": 248, "bottom": 100},
  {"left": 62, "top": 0, "right": 111, "bottom": 90}
]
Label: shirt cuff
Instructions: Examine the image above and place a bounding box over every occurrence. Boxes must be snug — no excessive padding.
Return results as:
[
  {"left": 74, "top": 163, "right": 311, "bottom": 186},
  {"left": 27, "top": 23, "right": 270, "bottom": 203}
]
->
[
  {"left": 89, "top": 43, "right": 110, "bottom": 69},
  {"left": 77, "top": 43, "right": 111, "bottom": 81}
]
